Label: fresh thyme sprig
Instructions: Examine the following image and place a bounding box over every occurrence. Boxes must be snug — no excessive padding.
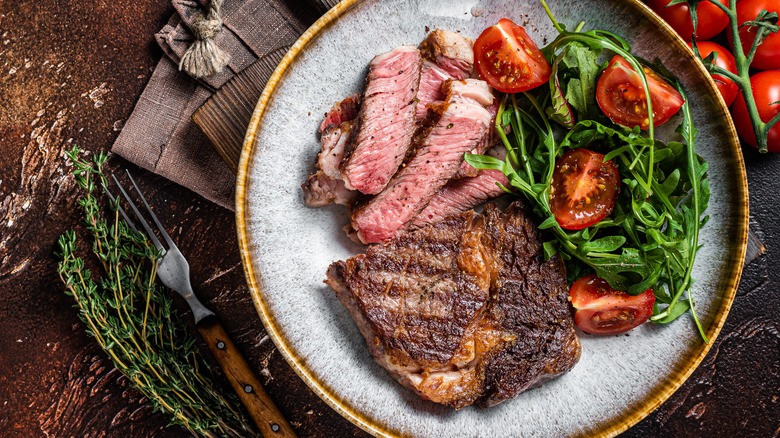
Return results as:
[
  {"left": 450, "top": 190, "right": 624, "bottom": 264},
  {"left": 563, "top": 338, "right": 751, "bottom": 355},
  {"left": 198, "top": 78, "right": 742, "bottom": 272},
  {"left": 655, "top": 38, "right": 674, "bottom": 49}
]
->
[{"left": 56, "top": 146, "right": 256, "bottom": 437}]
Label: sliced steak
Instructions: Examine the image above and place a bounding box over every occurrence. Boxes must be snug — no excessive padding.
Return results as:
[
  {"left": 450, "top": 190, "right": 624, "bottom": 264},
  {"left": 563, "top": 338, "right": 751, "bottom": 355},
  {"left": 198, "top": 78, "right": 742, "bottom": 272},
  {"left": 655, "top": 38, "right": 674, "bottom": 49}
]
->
[
  {"left": 319, "top": 93, "right": 360, "bottom": 133},
  {"left": 413, "top": 145, "right": 508, "bottom": 227},
  {"left": 351, "top": 79, "right": 495, "bottom": 244},
  {"left": 453, "top": 100, "right": 499, "bottom": 179},
  {"left": 415, "top": 30, "right": 474, "bottom": 124},
  {"left": 418, "top": 29, "right": 474, "bottom": 78},
  {"left": 412, "top": 169, "right": 508, "bottom": 228},
  {"left": 326, "top": 201, "right": 581, "bottom": 409},
  {"left": 301, "top": 172, "right": 356, "bottom": 207},
  {"left": 318, "top": 121, "right": 354, "bottom": 179},
  {"left": 302, "top": 96, "right": 361, "bottom": 207},
  {"left": 341, "top": 46, "right": 423, "bottom": 195}
]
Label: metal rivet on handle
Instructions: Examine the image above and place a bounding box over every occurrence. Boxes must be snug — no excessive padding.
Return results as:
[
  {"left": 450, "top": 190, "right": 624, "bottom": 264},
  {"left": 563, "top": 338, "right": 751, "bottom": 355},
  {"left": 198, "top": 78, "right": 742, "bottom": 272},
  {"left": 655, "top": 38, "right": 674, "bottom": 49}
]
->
[
  {"left": 217, "top": 341, "right": 226, "bottom": 350},
  {"left": 244, "top": 385, "right": 253, "bottom": 393},
  {"left": 271, "top": 423, "right": 280, "bottom": 432}
]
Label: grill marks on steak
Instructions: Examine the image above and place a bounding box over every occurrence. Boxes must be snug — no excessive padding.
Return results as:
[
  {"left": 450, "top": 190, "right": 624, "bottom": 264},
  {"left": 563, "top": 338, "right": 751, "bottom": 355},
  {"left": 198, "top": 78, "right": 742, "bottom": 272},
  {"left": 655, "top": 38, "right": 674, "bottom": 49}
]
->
[
  {"left": 340, "top": 46, "right": 423, "bottom": 195},
  {"left": 476, "top": 203, "right": 581, "bottom": 407},
  {"left": 326, "top": 202, "right": 581, "bottom": 408},
  {"left": 351, "top": 79, "right": 495, "bottom": 244}
]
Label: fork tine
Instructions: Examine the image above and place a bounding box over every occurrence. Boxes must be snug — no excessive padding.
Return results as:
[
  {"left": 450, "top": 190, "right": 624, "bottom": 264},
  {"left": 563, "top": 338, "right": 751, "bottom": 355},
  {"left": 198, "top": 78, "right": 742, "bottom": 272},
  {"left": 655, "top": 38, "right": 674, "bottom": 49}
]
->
[
  {"left": 111, "top": 174, "right": 165, "bottom": 253},
  {"left": 102, "top": 183, "right": 139, "bottom": 234},
  {"left": 125, "top": 170, "right": 178, "bottom": 250}
]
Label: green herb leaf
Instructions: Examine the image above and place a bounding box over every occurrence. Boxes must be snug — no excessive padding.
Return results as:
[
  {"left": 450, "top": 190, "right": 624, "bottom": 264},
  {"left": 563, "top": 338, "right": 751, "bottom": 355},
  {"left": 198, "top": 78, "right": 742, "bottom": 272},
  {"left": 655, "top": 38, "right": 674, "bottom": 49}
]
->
[
  {"left": 581, "top": 235, "right": 626, "bottom": 253},
  {"left": 563, "top": 43, "right": 602, "bottom": 120}
]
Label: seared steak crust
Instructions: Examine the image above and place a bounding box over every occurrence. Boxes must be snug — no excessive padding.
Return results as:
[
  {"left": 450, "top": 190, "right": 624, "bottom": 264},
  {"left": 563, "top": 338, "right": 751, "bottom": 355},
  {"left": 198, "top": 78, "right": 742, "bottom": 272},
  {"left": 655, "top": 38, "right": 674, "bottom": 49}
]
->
[
  {"left": 476, "top": 202, "right": 581, "bottom": 407},
  {"left": 327, "top": 201, "right": 581, "bottom": 408}
]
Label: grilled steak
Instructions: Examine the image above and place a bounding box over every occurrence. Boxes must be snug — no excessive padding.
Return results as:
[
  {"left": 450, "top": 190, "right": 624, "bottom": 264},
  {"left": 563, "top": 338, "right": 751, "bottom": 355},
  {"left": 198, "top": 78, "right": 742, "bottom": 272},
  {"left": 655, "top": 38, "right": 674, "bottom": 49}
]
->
[
  {"left": 326, "top": 201, "right": 581, "bottom": 409},
  {"left": 351, "top": 79, "right": 495, "bottom": 244},
  {"left": 302, "top": 95, "right": 361, "bottom": 207},
  {"left": 412, "top": 169, "right": 508, "bottom": 228},
  {"left": 341, "top": 46, "right": 423, "bottom": 195},
  {"left": 415, "top": 30, "right": 474, "bottom": 124}
]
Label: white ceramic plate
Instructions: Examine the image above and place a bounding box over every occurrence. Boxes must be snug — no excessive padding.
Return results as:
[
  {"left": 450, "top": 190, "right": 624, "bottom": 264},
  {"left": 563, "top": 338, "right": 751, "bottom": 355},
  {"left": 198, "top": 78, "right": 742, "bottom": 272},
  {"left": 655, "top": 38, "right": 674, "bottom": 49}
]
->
[{"left": 237, "top": 1, "right": 748, "bottom": 436}]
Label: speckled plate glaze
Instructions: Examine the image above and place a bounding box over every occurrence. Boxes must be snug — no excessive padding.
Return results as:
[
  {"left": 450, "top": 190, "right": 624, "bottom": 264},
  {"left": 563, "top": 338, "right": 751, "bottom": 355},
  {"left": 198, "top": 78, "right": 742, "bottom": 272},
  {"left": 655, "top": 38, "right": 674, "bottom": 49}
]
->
[{"left": 236, "top": 1, "right": 748, "bottom": 436}]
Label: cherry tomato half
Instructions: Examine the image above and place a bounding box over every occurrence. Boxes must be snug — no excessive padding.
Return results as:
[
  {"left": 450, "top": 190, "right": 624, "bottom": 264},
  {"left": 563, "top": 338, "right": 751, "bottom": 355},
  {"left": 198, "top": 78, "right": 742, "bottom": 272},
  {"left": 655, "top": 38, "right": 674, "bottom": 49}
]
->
[
  {"left": 550, "top": 149, "right": 620, "bottom": 230},
  {"left": 690, "top": 41, "right": 738, "bottom": 106},
  {"left": 648, "top": 0, "right": 729, "bottom": 41},
  {"left": 473, "top": 18, "right": 551, "bottom": 93},
  {"left": 730, "top": 70, "right": 780, "bottom": 153},
  {"left": 596, "top": 55, "right": 684, "bottom": 130},
  {"left": 731, "top": 0, "right": 780, "bottom": 70},
  {"left": 570, "top": 274, "right": 655, "bottom": 335}
]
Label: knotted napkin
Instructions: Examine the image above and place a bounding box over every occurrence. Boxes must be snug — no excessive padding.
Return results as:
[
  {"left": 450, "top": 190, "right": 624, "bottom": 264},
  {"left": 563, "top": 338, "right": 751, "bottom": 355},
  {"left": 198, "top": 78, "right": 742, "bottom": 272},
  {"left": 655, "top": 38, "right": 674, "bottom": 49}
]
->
[{"left": 112, "top": 0, "right": 336, "bottom": 210}]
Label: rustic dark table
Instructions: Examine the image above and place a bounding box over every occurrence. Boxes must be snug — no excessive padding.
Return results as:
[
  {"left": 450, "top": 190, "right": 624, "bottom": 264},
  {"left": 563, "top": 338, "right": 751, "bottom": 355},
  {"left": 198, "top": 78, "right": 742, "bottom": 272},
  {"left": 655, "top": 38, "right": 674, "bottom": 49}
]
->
[{"left": 1, "top": 1, "right": 778, "bottom": 436}]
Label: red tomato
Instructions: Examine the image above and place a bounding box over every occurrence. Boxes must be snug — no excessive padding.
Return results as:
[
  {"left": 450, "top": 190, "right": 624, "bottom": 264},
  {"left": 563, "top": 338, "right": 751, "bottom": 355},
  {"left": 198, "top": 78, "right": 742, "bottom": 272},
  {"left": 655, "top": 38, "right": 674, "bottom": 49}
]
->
[
  {"left": 473, "top": 18, "right": 551, "bottom": 93},
  {"left": 596, "top": 55, "right": 684, "bottom": 130},
  {"left": 648, "top": 0, "right": 729, "bottom": 41},
  {"left": 570, "top": 274, "right": 655, "bottom": 335},
  {"left": 550, "top": 149, "right": 620, "bottom": 230},
  {"left": 690, "top": 41, "right": 739, "bottom": 106},
  {"left": 730, "top": 70, "right": 780, "bottom": 152},
  {"left": 731, "top": 0, "right": 780, "bottom": 70}
]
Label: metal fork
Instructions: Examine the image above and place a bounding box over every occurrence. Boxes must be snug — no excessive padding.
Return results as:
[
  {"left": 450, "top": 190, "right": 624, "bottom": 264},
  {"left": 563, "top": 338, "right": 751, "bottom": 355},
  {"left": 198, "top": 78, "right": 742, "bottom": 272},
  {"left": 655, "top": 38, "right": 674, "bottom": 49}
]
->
[{"left": 107, "top": 171, "right": 296, "bottom": 438}]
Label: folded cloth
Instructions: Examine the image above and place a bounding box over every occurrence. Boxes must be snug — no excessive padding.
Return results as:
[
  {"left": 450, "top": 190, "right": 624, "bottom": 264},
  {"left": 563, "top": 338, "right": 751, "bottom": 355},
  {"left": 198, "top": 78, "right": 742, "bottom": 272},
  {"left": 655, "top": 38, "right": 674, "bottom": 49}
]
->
[{"left": 112, "top": 0, "right": 326, "bottom": 210}]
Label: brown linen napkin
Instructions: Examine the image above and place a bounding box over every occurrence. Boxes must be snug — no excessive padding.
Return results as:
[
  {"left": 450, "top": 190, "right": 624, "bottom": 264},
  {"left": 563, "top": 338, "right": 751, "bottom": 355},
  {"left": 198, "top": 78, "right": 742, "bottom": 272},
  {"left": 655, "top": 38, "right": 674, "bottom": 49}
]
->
[{"left": 111, "top": 0, "right": 322, "bottom": 210}]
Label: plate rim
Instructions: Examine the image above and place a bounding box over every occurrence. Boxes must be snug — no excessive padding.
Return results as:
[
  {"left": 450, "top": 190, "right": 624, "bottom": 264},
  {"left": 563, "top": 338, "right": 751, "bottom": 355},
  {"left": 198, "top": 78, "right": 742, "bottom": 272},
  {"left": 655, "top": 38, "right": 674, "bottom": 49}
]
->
[{"left": 235, "top": 1, "right": 749, "bottom": 436}]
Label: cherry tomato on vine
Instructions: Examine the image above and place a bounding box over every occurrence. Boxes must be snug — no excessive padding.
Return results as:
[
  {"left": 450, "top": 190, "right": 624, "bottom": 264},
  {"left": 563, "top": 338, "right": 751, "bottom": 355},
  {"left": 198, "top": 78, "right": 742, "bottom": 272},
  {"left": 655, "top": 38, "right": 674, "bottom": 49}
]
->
[
  {"left": 570, "top": 274, "right": 655, "bottom": 335},
  {"left": 689, "top": 41, "right": 739, "bottom": 106},
  {"left": 550, "top": 149, "right": 620, "bottom": 230},
  {"left": 473, "top": 18, "right": 551, "bottom": 93},
  {"left": 596, "top": 55, "right": 684, "bottom": 130},
  {"left": 730, "top": 70, "right": 780, "bottom": 152},
  {"left": 648, "top": 0, "right": 729, "bottom": 41},
  {"left": 731, "top": 0, "right": 780, "bottom": 70}
]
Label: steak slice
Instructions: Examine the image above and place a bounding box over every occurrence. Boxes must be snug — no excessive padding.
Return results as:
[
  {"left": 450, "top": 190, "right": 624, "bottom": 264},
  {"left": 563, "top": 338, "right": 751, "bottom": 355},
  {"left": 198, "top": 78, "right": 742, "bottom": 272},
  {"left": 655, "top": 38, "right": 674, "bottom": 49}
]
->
[
  {"left": 341, "top": 46, "right": 423, "bottom": 195},
  {"left": 411, "top": 169, "right": 509, "bottom": 228},
  {"left": 319, "top": 94, "right": 360, "bottom": 133},
  {"left": 302, "top": 95, "right": 361, "bottom": 207},
  {"left": 415, "top": 30, "right": 474, "bottom": 124},
  {"left": 452, "top": 100, "right": 499, "bottom": 179},
  {"left": 351, "top": 79, "right": 495, "bottom": 244},
  {"left": 326, "top": 201, "right": 581, "bottom": 409},
  {"left": 418, "top": 29, "right": 474, "bottom": 79}
]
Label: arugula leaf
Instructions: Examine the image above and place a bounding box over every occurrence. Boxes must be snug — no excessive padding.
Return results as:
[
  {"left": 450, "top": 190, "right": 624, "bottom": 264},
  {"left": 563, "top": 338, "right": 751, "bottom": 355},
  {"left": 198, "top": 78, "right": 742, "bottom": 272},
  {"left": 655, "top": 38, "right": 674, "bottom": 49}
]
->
[
  {"left": 581, "top": 235, "right": 626, "bottom": 253},
  {"left": 563, "top": 43, "right": 602, "bottom": 120},
  {"left": 547, "top": 50, "right": 576, "bottom": 128}
]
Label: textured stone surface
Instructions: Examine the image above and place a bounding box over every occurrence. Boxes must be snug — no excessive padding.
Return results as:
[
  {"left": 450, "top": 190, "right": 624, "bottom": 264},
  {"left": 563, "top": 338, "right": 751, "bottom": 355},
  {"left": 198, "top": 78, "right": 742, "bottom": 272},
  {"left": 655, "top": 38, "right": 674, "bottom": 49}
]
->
[{"left": 0, "top": 0, "right": 776, "bottom": 437}]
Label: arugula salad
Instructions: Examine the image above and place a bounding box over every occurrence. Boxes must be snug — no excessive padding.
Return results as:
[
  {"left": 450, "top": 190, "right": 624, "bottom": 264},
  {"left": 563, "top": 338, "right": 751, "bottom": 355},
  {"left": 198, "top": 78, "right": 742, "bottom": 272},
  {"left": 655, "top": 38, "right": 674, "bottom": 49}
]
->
[{"left": 466, "top": 1, "right": 711, "bottom": 339}]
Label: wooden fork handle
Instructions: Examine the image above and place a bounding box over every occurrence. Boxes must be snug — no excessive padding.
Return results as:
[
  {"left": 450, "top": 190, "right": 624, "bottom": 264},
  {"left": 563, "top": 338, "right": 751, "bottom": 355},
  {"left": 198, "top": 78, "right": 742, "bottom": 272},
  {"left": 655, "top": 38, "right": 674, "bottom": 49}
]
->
[{"left": 197, "top": 317, "right": 297, "bottom": 437}]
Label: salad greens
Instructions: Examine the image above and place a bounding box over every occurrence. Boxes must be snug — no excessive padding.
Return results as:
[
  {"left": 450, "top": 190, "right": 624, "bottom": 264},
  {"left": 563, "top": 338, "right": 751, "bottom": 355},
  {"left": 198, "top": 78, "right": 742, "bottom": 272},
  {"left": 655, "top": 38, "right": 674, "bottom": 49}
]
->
[{"left": 465, "top": 3, "right": 710, "bottom": 340}]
